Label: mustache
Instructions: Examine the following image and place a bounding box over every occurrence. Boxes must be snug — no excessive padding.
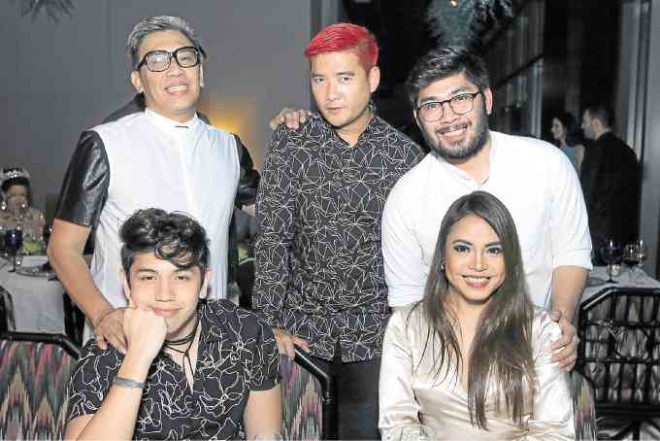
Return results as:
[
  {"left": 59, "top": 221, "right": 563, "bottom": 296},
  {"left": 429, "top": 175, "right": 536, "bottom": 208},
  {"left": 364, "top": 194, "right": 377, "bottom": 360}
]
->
[{"left": 435, "top": 122, "right": 470, "bottom": 135}]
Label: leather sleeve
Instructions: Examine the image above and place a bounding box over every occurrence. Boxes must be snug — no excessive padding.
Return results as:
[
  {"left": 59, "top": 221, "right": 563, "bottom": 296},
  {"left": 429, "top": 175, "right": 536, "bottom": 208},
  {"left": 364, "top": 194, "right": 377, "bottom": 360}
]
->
[
  {"left": 54, "top": 131, "right": 110, "bottom": 227},
  {"left": 233, "top": 134, "right": 260, "bottom": 207}
]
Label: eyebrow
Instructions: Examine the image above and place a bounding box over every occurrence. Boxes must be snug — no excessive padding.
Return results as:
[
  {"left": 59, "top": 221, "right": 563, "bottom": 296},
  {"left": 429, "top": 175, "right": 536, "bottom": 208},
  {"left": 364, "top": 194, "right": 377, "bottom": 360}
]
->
[
  {"left": 451, "top": 239, "right": 501, "bottom": 247},
  {"left": 419, "top": 86, "right": 474, "bottom": 104}
]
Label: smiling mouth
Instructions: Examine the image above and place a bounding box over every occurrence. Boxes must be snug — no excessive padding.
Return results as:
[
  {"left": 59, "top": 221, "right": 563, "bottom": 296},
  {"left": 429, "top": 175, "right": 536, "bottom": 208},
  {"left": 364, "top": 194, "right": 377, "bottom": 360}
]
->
[
  {"left": 436, "top": 122, "right": 469, "bottom": 137},
  {"left": 462, "top": 275, "right": 492, "bottom": 288},
  {"left": 165, "top": 84, "right": 189, "bottom": 93}
]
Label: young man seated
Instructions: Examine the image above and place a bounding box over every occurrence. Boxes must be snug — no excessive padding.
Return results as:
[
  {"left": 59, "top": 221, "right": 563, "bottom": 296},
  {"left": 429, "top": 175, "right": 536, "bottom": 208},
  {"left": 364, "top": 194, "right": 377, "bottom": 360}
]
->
[{"left": 65, "top": 208, "right": 282, "bottom": 440}]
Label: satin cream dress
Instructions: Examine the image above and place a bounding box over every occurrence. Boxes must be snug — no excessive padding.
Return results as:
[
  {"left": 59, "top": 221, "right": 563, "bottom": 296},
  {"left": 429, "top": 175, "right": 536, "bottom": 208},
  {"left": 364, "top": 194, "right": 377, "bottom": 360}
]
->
[{"left": 379, "top": 306, "right": 575, "bottom": 440}]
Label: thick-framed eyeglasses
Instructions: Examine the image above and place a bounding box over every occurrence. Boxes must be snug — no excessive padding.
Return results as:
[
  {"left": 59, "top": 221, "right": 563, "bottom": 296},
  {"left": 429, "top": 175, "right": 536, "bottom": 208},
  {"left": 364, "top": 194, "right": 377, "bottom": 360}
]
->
[
  {"left": 415, "top": 90, "right": 483, "bottom": 122},
  {"left": 136, "top": 46, "right": 202, "bottom": 73}
]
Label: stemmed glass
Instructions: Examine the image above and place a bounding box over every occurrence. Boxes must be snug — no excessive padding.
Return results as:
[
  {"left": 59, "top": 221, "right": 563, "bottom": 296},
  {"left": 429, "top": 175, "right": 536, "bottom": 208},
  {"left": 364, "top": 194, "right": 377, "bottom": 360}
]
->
[
  {"left": 4, "top": 229, "right": 24, "bottom": 272},
  {"left": 600, "top": 239, "right": 622, "bottom": 283},
  {"left": 634, "top": 239, "right": 647, "bottom": 276},
  {"left": 623, "top": 242, "right": 640, "bottom": 283}
]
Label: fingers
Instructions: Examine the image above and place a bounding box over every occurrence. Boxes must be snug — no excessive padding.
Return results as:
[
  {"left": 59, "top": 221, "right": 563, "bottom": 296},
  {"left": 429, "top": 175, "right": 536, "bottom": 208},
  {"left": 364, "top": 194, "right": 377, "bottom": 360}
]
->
[
  {"left": 293, "top": 336, "right": 311, "bottom": 353},
  {"left": 548, "top": 309, "right": 562, "bottom": 322},
  {"left": 273, "top": 328, "right": 306, "bottom": 359},
  {"left": 269, "top": 107, "right": 295, "bottom": 130},
  {"left": 269, "top": 107, "right": 310, "bottom": 131},
  {"left": 95, "top": 332, "right": 107, "bottom": 351},
  {"left": 550, "top": 314, "right": 576, "bottom": 351},
  {"left": 275, "top": 335, "right": 296, "bottom": 359},
  {"left": 552, "top": 335, "right": 579, "bottom": 372},
  {"left": 96, "top": 308, "right": 128, "bottom": 354}
]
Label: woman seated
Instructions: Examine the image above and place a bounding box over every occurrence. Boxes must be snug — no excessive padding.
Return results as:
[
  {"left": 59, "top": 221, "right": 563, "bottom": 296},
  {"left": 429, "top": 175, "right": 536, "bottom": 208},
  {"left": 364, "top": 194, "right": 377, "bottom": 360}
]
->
[
  {"left": 64, "top": 209, "right": 282, "bottom": 440},
  {"left": 0, "top": 167, "right": 46, "bottom": 244},
  {"left": 379, "top": 191, "right": 574, "bottom": 440}
]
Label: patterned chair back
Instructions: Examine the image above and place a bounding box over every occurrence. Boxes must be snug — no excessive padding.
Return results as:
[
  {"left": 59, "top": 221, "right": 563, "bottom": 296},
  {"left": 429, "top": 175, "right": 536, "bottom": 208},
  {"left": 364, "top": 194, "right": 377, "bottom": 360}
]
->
[
  {"left": 571, "top": 370, "right": 597, "bottom": 440},
  {"left": 578, "top": 287, "right": 660, "bottom": 439},
  {"left": 280, "top": 354, "right": 324, "bottom": 440},
  {"left": 280, "top": 346, "right": 339, "bottom": 440},
  {"left": 0, "top": 332, "right": 79, "bottom": 440}
]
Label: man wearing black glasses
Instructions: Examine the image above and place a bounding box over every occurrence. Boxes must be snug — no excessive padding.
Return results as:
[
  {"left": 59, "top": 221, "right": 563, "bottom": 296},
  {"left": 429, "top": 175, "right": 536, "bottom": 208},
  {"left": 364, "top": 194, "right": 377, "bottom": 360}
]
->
[
  {"left": 381, "top": 47, "right": 592, "bottom": 371},
  {"left": 48, "top": 16, "right": 241, "bottom": 354}
]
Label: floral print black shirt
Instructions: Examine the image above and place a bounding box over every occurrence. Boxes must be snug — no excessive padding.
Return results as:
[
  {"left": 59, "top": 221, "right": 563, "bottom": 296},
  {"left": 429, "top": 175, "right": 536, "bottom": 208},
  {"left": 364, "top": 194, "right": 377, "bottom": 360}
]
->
[
  {"left": 253, "top": 114, "right": 423, "bottom": 362},
  {"left": 66, "top": 300, "right": 279, "bottom": 440}
]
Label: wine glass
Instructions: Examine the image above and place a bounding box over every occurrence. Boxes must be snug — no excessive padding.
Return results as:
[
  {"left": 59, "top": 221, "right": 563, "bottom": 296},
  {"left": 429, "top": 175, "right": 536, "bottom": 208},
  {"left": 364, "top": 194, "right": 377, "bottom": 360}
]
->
[
  {"left": 635, "top": 239, "right": 647, "bottom": 275},
  {"left": 600, "top": 239, "right": 622, "bottom": 283},
  {"left": 622, "top": 242, "right": 640, "bottom": 283},
  {"left": 4, "top": 229, "right": 24, "bottom": 272}
]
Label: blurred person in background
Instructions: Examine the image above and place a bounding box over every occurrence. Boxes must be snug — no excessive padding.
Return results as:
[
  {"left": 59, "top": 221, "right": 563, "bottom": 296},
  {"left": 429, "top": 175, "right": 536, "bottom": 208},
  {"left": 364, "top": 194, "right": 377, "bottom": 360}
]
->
[
  {"left": 551, "top": 112, "right": 585, "bottom": 173},
  {"left": 580, "top": 105, "right": 640, "bottom": 249},
  {"left": 0, "top": 167, "right": 46, "bottom": 251}
]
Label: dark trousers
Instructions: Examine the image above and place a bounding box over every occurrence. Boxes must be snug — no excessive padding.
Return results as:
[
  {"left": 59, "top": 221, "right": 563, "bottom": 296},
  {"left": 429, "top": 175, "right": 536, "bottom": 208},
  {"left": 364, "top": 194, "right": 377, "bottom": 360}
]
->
[{"left": 311, "top": 355, "right": 381, "bottom": 440}]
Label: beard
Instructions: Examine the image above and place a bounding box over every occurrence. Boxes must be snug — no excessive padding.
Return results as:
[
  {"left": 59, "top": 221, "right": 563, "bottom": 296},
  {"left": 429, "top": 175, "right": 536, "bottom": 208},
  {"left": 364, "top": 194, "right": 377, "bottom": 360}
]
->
[{"left": 422, "top": 108, "right": 490, "bottom": 162}]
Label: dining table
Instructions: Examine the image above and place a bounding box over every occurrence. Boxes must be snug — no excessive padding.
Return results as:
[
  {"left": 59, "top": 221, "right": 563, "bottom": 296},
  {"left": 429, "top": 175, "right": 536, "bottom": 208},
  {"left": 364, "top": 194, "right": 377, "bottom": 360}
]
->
[
  {"left": 581, "top": 265, "right": 660, "bottom": 303},
  {"left": 0, "top": 254, "right": 66, "bottom": 334}
]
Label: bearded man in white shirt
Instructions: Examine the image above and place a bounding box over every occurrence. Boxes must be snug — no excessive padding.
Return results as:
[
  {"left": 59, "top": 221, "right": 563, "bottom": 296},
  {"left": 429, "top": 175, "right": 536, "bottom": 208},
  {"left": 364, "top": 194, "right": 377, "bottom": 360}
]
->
[
  {"left": 382, "top": 47, "right": 593, "bottom": 370},
  {"left": 48, "top": 16, "right": 241, "bottom": 353}
]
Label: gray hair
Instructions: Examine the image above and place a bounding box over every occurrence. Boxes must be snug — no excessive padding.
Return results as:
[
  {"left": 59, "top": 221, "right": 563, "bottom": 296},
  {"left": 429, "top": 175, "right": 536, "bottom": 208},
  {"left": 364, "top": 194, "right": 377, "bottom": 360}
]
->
[{"left": 126, "top": 15, "right": 205, "bottom": 70}]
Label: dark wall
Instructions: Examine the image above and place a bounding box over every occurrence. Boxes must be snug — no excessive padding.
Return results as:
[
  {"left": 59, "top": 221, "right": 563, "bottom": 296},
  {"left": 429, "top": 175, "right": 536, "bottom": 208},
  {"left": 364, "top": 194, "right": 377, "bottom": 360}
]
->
[
  {"left": 541, "top": 0, "right": 569, "bottom": 142},
  {"left": 541, "top": 0, "right": 620, "bottom": 142},
  {"left": 578, "top": 0, "right": 621, "bottom": 114}
]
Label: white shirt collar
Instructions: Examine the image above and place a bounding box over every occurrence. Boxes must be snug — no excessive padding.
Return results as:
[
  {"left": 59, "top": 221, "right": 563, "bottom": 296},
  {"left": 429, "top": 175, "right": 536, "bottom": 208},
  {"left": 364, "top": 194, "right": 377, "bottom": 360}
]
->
[
  {"left": 144, "top": 107, "right": 200, "bottom": 138},
  {"left": 429, "top": 131, "right": 497, "bottom": 183}
]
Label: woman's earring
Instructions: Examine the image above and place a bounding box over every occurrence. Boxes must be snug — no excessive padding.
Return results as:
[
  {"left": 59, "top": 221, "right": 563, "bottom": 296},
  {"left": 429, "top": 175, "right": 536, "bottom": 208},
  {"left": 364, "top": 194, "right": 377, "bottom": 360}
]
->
[{"left": 438, "top": 261, "right": 446, "bottom": 273}]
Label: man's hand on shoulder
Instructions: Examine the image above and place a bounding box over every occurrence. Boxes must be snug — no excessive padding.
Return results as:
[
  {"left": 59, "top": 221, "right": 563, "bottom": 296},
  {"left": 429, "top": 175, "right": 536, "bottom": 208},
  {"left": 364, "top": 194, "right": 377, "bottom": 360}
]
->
[
  {"left": 272, "top": 328, "right": 310, "bottom": 359},
  {"left": 94, "top": 307, "right": 128, "bottom": 354},
  {"left": 549, "top": 310, "right": 578, "bottom": 372},
  {"left": 269, "top": 107, "right": 312, "bottom": 131}
]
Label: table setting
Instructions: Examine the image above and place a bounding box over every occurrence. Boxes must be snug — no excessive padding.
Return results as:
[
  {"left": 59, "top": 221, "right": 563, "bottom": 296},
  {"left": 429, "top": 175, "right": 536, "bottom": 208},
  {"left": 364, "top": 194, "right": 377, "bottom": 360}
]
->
[{"left": 0, "top": 227, "right": 65, "bottom": 334}]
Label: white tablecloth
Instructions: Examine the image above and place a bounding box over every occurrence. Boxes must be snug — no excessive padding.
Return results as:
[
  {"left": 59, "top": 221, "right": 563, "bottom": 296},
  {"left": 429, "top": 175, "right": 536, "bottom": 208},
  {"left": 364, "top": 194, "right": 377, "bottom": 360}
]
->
[
  {"left": 0, "top": 255, "right": 66, "bottom": 333},
  {"left": 581, "top": 265, "right": 660, "bottom": 304}
]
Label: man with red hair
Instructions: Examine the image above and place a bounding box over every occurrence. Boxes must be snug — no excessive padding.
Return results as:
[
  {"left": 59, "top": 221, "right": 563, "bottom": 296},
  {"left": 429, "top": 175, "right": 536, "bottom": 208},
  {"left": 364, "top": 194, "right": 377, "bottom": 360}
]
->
[{"left": 254, "top": 23, "right": 423, "bottom": 439}]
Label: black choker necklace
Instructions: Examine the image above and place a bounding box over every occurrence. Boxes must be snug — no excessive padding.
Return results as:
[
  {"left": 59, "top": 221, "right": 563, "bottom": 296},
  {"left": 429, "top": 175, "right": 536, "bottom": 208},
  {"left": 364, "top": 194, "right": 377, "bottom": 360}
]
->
[{"left": 164, "top": 314, "right": 201, "bottom": 380}]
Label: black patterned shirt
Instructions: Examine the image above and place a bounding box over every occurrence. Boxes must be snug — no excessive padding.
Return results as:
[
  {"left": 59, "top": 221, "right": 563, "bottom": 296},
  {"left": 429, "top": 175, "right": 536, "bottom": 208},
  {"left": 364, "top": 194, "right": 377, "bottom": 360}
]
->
[
  {"left": 66, "top": 300, "right": 279, "bottom": 440},
  {"left": 253, "top": 114, "right": 424, "bottom": 362}
]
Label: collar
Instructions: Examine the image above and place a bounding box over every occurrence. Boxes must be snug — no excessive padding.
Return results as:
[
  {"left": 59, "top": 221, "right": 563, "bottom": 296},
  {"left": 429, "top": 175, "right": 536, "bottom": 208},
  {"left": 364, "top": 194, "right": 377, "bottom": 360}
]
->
[
  {"left": 594, "top": 129, "right": 613, "bottom": 141},
  {"left": 429, "top": 130, "right": 496, "bottom": 183},
  {"left": 144, "top": 107, "right": 201, "bottom": 137},
  {"left": 198, "top": 301, "right": 228, "bottom": 343},
  {"left": 316, "top": 111, "right": 382, "bottom": 146}
]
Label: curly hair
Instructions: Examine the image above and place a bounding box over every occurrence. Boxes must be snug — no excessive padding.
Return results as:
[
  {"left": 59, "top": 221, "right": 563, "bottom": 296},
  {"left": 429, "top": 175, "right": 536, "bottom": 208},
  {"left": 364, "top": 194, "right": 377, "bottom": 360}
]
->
[{"left": 120, "top": 208, "right": 209, "bottom": 279}]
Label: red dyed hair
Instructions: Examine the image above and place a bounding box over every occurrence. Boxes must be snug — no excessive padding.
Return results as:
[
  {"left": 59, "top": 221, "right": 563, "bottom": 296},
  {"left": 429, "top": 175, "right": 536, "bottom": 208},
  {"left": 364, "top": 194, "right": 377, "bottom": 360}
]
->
[{"left": 304, "top": 23, "right": 378, "bottom": 69}]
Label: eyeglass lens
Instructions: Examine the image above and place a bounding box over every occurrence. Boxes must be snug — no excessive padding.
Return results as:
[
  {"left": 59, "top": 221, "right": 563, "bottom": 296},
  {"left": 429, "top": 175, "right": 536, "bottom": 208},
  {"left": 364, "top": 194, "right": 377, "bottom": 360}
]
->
[
  {"left": 419, "top": 93, "right": 478, "bottom": 122},
  {"left": 142, "top": 47, "right": 200, "bottom": 72}
]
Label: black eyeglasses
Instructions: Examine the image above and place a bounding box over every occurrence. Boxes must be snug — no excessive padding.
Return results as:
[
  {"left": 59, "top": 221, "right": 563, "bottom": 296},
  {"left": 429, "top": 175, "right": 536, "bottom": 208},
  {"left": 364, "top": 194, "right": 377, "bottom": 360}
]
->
[
  {"left": 416, "top": 90, "right": 483, "bottom": 122},
  {"left": 136, "top": 46, "right": 202, "bottom": 72}
]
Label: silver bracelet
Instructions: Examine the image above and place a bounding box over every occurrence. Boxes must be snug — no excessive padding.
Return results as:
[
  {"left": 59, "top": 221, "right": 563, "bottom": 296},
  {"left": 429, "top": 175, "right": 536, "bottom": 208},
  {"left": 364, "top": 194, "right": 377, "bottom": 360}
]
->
[{"left": 113, "top": 376, "right": 145, "bottom": 389}]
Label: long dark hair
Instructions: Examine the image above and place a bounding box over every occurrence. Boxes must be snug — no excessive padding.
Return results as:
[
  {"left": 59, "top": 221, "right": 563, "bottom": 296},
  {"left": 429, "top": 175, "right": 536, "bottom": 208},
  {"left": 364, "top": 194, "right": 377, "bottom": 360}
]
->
[
  {"left": 415, "top": 191, "right": 535, "bottom": 429},
  {"left": 554, "top": 112, "right": 582, "bottom": 147}
]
